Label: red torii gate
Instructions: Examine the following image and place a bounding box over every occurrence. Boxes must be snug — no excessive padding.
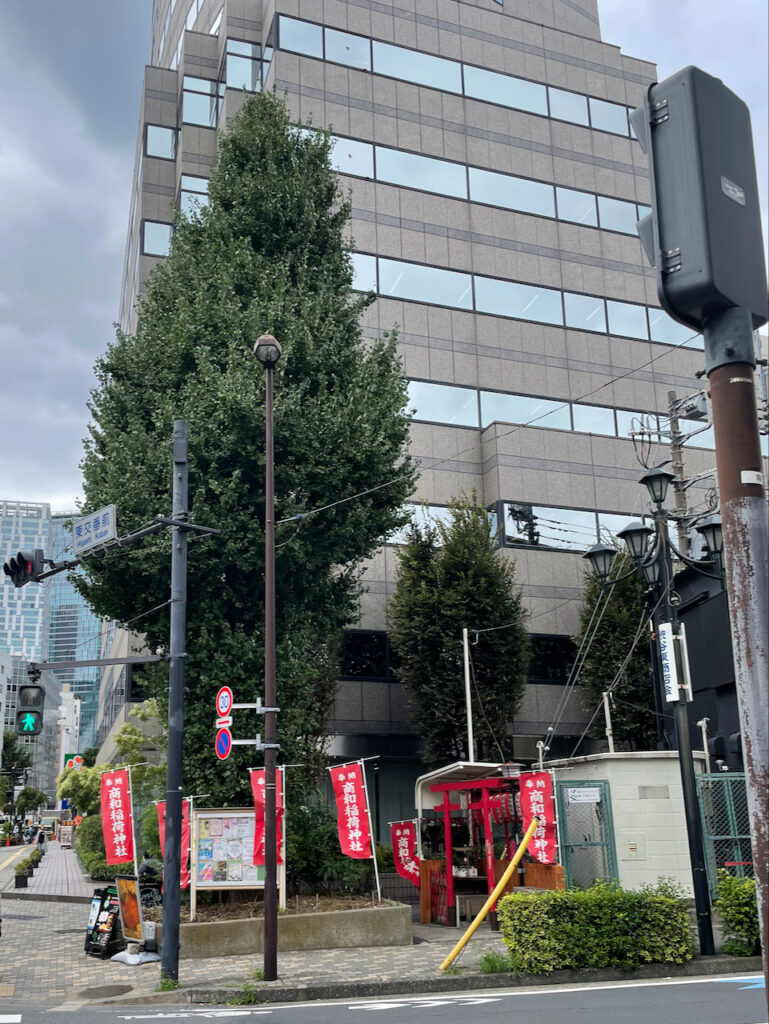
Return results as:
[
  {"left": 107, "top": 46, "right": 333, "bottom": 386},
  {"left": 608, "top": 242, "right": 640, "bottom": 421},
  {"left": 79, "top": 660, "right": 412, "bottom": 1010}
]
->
[{"left": 430, "top": 776, "right": 513, "bottom": 925}]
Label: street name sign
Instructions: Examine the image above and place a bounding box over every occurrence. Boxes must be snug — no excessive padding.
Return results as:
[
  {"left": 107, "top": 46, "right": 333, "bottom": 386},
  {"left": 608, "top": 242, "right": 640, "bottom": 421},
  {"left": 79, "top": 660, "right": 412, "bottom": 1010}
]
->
[{"left": 72, "top": 504, "right": 117, "bottom": 555}]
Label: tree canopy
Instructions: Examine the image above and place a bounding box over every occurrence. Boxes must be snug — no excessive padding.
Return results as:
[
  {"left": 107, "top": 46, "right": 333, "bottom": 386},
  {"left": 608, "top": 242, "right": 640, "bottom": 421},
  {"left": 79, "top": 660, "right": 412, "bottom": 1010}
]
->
[
  {"left": 77, "top": 91, "right": 415, "bottom": 805},
  {"left": 576, "top": 550, "right": 657, "bottom": 749},
  {"left": 388, "top": 495, "right": 530, "bottom": 767}
]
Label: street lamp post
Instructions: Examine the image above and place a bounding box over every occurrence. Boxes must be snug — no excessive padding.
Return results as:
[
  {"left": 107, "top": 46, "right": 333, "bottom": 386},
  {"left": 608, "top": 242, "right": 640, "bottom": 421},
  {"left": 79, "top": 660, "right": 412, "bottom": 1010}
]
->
[
  {"left": 584, "top": 467, "right": 724, "bottom": 957},
  {"left": 253, "top": 334, "right": 282, "bottom": 983}
]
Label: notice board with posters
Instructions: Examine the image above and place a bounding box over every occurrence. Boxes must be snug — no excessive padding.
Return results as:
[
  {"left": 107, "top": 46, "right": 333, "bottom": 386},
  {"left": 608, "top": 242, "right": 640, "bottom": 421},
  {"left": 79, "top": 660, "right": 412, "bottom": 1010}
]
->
[{"left": 191, "top": 808, "right": 278, "bottom": 920}]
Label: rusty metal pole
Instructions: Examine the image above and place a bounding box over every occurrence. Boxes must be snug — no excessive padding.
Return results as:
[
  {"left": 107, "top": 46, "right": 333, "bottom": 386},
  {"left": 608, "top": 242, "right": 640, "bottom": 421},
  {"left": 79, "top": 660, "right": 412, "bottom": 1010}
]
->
[{"left": 705, "top": 306, "right": 768, "bottom": 994}]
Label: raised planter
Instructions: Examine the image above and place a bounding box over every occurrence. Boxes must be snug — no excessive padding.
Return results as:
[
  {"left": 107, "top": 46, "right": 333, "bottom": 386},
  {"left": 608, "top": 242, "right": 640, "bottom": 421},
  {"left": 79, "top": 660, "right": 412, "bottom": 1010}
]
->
[
  {"left": 158, "top": 901, "right": 412, "bottom": 960},
  {"left": 14, "top": 874, "right": 28, "bottom": 888}
]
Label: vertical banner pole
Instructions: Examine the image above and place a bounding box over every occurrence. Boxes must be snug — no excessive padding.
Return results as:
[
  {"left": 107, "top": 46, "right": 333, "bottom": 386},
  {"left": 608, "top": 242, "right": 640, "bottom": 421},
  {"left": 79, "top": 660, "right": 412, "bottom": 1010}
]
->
[
  {"left": 279, "top": 766, "right": 286, "bottom": 911},
  {"left": 360, "top": 759, "right": 381, "bottom": 902},
  {"left": 126, "top": 763, "right": 139, "bottom": 877}
]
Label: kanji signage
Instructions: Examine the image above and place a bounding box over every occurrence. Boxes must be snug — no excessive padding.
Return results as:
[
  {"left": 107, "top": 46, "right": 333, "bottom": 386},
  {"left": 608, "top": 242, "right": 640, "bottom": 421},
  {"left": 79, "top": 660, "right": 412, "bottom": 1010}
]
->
[
  {"left": 100, "top": 769, "right": 135, "bottom": 865},
  {"left": 329, "top": 761, "right": 373, "bottom": 859},
  {"left": 72, "top": 504, "right": 117, "bottom": 555},
  {"left": 156, "top": 799, "right": 191, "bottom": 888},
  {"left": 249, "top": 768, "right": 284, "bottom": 866},
  {"left": 517, "top": 771, "right": 557, "bottom": 864},
  {"left": 390, "top": 820, "right": 420, "bottom": 887}
]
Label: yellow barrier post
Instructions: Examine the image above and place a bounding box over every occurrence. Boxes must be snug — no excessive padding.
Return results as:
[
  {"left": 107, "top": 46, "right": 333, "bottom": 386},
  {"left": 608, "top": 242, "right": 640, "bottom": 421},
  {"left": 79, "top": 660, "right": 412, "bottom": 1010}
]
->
[{"left": 439, "top": 814, "right": 539, "bottom": 972}]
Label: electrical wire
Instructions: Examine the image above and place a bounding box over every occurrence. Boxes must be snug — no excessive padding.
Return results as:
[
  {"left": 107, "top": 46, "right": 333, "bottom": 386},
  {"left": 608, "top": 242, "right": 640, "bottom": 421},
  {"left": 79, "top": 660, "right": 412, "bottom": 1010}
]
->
[{"left": 274, "top": 327, "right": 702, "bottom": 529}]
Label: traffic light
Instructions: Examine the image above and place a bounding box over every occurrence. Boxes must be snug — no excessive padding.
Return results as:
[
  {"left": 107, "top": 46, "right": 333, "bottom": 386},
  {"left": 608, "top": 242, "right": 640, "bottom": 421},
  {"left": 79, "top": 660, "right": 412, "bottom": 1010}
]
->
[
  {"left": 630, "top": 66, "right": 768, "bottom": 333},
  {"left": 2, "top": 549, "right": 45, "bottom": 588},
  {"left": 15, "top": 684, "right": 45, "bottom": 736}
]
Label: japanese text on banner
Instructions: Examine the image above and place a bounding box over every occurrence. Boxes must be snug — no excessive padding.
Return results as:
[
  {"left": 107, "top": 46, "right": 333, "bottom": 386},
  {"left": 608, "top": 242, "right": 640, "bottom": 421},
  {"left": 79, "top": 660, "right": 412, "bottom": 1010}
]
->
[
  {"left": 390, "top": 820, "right": 420, "bottom": 886},
  {"left": 156, "top": 799, "right": 191, "bottom": 888},
  {"left": 329, "top": 761, "right": 372, "bottom": 859},
  {"left": 249, "top": 768, "right": 284, "bottom": 866},
  {"left": 517, "top": 771, "right": 557, "bottom": 864},
  {"left": 100, "top": 769, "right": 135, "bottom": 865}
]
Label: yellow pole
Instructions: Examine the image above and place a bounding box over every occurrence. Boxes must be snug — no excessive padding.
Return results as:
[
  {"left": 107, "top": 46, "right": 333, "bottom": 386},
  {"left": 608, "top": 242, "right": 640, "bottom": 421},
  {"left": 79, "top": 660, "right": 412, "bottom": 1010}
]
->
[{"left": 439, "top": 814, "right": 539, "bottom": 972}]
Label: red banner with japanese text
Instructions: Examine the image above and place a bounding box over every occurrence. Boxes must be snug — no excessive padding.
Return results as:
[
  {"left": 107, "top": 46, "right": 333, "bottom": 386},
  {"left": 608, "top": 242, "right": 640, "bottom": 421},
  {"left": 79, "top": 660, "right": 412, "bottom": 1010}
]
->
[
  {"left": 390, "top": 820, "right": 420, "bottom": 887},
  {"left": 329, "top": 761, "right": 372, "bottom": 859},
  {"left": 249, "top": 768, "right": 284, "bottom": 865},
  {"left": 518, "top": 771, "right": 557, "bottom": 864},
  {"left": 100, "top": 769, "right": 135, "bottom": 865},
  {"left": 156, "top": 799, "right": 191, "bottom": 888}
]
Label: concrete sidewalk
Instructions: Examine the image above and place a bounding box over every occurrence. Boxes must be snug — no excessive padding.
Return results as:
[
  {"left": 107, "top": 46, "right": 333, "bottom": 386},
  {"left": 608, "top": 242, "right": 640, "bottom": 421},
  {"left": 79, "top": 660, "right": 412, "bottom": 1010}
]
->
[{"left": 1, "top": 843, "right": 762, "bottom": 1008}]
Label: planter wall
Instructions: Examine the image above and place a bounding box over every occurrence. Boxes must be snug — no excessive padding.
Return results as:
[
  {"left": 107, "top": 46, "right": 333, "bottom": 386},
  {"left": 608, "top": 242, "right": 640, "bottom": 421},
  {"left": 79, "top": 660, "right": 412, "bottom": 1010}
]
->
[
  {"left": 14, "top": 875, "right": 28, "bottom": 888},
  {"left": 157, "top": 902, "right": 412, "bottom": 960}
]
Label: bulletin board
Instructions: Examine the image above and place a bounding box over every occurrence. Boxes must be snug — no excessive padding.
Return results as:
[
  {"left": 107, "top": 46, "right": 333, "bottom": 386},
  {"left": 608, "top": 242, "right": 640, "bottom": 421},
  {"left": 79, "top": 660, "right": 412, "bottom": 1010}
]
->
[{"left": 192, "top": 808, "right": 264, "bottom": 890}]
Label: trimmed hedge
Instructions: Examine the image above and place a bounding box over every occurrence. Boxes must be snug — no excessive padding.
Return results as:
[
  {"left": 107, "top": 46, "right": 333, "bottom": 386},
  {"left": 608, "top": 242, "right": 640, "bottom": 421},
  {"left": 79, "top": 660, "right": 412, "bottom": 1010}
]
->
[{"left": 498, "top": 881, "right": 693, "bottom": 974}]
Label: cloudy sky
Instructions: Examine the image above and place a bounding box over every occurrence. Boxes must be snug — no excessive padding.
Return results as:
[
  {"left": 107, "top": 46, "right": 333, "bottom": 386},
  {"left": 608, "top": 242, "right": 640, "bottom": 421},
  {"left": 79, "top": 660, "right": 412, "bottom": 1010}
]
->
[{"left": 0, "top": 0, "right": 766, "bottom": 513}]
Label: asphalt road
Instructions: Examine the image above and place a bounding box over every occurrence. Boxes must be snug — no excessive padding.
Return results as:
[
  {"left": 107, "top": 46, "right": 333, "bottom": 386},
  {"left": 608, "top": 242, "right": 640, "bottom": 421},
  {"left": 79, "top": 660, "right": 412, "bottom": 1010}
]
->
[{"left": 4, "top": 975, "right": 767, "bottom": 1024}]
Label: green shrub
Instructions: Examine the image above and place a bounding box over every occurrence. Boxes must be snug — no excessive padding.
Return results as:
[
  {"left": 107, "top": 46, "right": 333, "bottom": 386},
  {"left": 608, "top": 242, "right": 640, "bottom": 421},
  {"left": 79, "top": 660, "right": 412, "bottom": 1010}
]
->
[
  {"left": 29, "top": 849, "right": 41, "bottom": 865},
  {"left": 285, "top": 791, "right": 367, "bottom": 894},
  {"left": 75, "top": 813, "right": 105, "bottom": 867},
  {"left": 497, "top": 881, "right": 693, "bottom": 974},
  {"left": 15, "top": 858, "right": 30, "bottom": 876},
  {"left": 87, "top": 858, "right": 120, "bottom": 881},
  {"left": 715, "top": 871, "right": 760, "bottom": 955},
  {"left": 376, "top": 844, "right": 395, "bottom": 873}
]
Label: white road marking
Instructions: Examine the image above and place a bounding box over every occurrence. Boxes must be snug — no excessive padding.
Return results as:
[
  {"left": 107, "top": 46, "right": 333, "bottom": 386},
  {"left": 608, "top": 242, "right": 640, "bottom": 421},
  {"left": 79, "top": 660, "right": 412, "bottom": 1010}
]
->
[{"left": 0, "top": 1016, "right": 23, "bottom": 1023}]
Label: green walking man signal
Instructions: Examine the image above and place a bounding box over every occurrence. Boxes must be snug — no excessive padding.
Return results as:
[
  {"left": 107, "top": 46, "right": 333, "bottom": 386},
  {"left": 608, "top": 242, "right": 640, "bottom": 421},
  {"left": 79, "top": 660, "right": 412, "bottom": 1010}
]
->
[{"left": 15, "top": 683, "right": 45, "bottom": 736}]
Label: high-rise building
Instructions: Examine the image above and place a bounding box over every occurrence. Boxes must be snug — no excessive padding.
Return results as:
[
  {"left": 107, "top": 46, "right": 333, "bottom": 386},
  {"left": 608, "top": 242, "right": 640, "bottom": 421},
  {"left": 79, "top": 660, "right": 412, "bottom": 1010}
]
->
[
  {"left": 119, "top": 1, "right": 723, "bottom": 776},
  {"left": 1, "top": 501, "right": 103, "bottom": 750}
]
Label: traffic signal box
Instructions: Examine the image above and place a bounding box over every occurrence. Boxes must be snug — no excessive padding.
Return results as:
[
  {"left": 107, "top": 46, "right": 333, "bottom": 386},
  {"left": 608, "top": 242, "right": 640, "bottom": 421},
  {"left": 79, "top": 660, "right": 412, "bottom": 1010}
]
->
[
  {"left": 2, "top": 549, "right": 45, "bottom": 588},
  {"left": 15, "top": 684, "right": 45, "bottom": 736},
  {"left": 631, "top": 66, "right": 768, "bottom": 335}
]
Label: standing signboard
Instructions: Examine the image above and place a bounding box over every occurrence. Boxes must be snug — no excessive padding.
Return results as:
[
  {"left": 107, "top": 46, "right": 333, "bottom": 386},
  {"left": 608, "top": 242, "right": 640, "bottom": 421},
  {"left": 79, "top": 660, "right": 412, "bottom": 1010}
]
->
[
  {"left": 191, "top": 808, "right": 285, "bottom": 920},
  {"left": 116, "top": 876, "right": 143, "bottom": 943},
  {"left": 59, "top": 824, "right": 73, "bottom": 848}
]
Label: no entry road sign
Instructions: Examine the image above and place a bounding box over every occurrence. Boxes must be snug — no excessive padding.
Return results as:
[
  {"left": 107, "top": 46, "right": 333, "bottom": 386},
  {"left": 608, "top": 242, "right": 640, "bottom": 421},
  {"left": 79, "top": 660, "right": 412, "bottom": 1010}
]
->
[{"left": 215, "top": 727, "right": 232, "bottom": 760}]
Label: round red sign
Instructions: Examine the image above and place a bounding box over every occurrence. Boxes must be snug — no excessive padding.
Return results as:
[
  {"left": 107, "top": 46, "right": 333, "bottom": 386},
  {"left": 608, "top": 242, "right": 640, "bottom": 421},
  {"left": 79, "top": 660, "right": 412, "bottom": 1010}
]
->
[{"left": 215, "top": 686, "right": 234, "bottom": 718}]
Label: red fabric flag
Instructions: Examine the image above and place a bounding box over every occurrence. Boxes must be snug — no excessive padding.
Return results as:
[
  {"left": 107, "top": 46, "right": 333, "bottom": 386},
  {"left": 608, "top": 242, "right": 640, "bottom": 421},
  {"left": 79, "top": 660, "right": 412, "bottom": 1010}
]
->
[
  {"left": 390, "top": 820, "right": 420, "bottom": 887},
  {"left": 156, "top": 799, "right": 191, "bottom": 888},
  {"left": 329, "top": 761, "right": 372, "bottom": 859},
  {"left": 518, "top": 771, "right": 557, "bottom": 864},
  {"left": 100, "top": 769, "right": 135, "bottom": 865},
  {"left": 249, "top": 769, "right": 284, "bottom": 866}
]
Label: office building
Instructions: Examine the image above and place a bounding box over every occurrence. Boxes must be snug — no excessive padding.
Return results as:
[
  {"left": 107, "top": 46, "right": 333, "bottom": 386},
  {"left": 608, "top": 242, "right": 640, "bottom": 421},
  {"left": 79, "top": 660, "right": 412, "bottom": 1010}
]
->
[
  {"left": 1, "top": 501, "right": 103, "bottom": 750},
  {"left": 119, "top": 0, "right": 730, "bottom": 775}
]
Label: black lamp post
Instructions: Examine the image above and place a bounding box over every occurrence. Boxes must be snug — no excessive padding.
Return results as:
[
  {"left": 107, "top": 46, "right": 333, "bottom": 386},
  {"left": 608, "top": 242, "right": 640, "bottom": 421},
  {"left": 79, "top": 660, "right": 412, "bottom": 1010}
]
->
[
  {"left": 584, "top": 469, "right": 724, "bottom": 957},
  {"left": 253, "top": 333, "right": 282, "bottom": 982}
]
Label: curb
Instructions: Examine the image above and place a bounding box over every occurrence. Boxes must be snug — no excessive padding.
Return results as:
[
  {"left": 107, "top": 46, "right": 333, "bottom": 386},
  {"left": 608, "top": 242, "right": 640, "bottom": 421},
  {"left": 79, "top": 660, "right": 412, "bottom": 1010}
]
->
[
  {"left": 90, "top": 954, "right": 764, "bottom": 1006},
  {"left": 1, "top": 890, "right": 91, "bottom": 904}
]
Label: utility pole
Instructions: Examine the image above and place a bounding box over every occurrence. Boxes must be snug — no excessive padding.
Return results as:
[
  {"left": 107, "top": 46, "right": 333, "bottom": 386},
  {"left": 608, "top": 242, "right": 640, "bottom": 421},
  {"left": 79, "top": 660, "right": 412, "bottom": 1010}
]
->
[
  {"left": 161, "top": 421, "right": 189, "bottom": 984},
  {"left": 631, "top": 66, "right": 768, "bottom": 989},
  {"left": 667, "top": 390, "right": 690, "bottom": 555}
]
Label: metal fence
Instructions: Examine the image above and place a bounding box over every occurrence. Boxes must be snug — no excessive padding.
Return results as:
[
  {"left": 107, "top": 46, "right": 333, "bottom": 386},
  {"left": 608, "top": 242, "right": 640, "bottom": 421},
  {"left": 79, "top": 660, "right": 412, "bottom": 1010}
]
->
[{"left": 696, "top": 772, "right": 753, "bottom": 899}]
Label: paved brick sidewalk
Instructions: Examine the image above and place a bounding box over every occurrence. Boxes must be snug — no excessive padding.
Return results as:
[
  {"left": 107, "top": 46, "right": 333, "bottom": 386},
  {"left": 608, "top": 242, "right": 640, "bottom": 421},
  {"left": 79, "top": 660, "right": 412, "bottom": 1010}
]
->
[
  {"left": 2, "top": 839, "right": 93, "bottom": 902},
  {"left": 0, "top": 895, "right": 506, "bottom": 1006}
]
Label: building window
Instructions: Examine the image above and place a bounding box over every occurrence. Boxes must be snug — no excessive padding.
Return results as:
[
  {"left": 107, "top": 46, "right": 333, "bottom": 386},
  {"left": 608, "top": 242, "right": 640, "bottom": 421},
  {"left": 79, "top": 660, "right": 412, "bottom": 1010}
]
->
[
  {"left": 504, "top": 503, "right": 598, "bottom": 551},
  {"left": 179, "top": 174, "right": 209, "bottom": 215},
  {"left": 225, "top": 39, "right": 263, "bottom": 91},
  {"left": 408, "top": 380, "right": 479, "bottom": 427},
  {"left": 528, "top": 635, "right": 575, "bottom": 684},
  {"left": 145, "top": 124, "right": 176, "bottom": 160},
  {"left": 182, "top": 75, "right": 223, "bottom": 127},
  {"left": 339, "top": 630, "right": 394, "bottom": 681},
  {"left": 481, "top": 391, "right": 570, "bottom": 431},
  {"left": 142, "top": 221, "right": 172, "bottom": 257}
]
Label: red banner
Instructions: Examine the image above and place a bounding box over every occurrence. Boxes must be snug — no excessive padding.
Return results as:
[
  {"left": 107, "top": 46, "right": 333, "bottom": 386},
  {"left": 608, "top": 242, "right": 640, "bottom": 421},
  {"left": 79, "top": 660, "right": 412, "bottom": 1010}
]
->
[
  {"left": 100, "top": 769, "right": 135, "bottom": 865},
  {"left": 330, "top": 761, "right": 372, "bottom": 859},
  {"left": 390, "top": 820, "right": 420, "bottom": 887},
  {"left": 156, "top": 799, "right": 191, "bottom": 888},
  {"left": 249, "top": 769, "right": 284, "bottom": 865},
  {"left": 518, "top": 771, "right": 557, "bottom": 864}
]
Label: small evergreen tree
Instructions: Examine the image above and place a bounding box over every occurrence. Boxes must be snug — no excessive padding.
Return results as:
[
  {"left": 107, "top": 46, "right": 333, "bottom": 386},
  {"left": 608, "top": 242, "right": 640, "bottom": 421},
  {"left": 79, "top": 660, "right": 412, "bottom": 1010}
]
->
[
  {"left": 576, "top": 549, "right": 657, "bottom": 749},
  {"left": 389, "top": 495, "right": 530, "bottom": 767},
  {"left": 77, "top": 92, "right": 415, "bottom": 805}
]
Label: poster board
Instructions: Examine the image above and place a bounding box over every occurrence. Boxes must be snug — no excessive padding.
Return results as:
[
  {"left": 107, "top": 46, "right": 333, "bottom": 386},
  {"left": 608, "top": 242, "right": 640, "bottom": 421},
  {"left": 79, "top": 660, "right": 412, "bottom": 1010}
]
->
[
  {"left": 84, "top": 885, "right": 124, "bottom": 958},
  {"left": 59, "top": 825, "right": 73, "bottom": 848},
  {"left": 116, "top": 875, "right": 143, "bottom": 943}
]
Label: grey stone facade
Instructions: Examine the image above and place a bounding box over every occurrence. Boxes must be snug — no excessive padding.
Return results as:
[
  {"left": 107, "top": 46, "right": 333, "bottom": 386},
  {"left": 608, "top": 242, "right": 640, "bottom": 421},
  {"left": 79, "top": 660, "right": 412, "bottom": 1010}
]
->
[{"left": 118, "top": 0, "right": 721, "bottom": 771}]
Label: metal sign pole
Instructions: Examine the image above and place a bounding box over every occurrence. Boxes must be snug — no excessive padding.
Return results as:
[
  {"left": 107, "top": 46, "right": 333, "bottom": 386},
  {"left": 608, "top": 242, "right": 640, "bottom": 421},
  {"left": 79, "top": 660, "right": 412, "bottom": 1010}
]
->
[{"left": 360, "top": 759, "right": 381, "bottom": 902}]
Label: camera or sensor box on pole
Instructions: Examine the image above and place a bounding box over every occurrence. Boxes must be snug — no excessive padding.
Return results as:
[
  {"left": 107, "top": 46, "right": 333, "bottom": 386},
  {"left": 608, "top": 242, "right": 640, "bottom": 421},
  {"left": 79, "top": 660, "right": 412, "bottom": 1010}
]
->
[{"left": 631, "top": 65, "right": 768, "bottom": 334}]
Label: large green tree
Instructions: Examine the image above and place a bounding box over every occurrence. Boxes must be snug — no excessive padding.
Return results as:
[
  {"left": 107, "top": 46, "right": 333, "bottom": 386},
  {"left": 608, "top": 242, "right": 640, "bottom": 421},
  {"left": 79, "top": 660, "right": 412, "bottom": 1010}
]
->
[
  {"left": 388, "top": 495, "right": 530, "bottom": 767},
  {"left": 576, "top": 550, "right": 657, "bottom": 749},
  {"left": 77, "top": 92, "right": 415, "bottom": 805}
]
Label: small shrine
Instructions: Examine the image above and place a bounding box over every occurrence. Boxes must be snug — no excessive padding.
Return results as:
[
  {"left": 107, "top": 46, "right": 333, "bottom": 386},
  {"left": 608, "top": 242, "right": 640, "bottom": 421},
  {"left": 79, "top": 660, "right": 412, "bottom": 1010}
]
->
[{"left": 414, "top": 761, "right": 564, "bottom": 927}]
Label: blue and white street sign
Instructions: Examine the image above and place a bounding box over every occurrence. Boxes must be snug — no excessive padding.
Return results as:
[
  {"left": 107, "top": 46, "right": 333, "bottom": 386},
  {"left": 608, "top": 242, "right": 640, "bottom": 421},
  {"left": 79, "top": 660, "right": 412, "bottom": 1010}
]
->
[
  {"left": 72, "top": 504, "right": 117, "bottom": 555},
  {"left": 658, "top": 622, "right": 679, "bottom": 702}
]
